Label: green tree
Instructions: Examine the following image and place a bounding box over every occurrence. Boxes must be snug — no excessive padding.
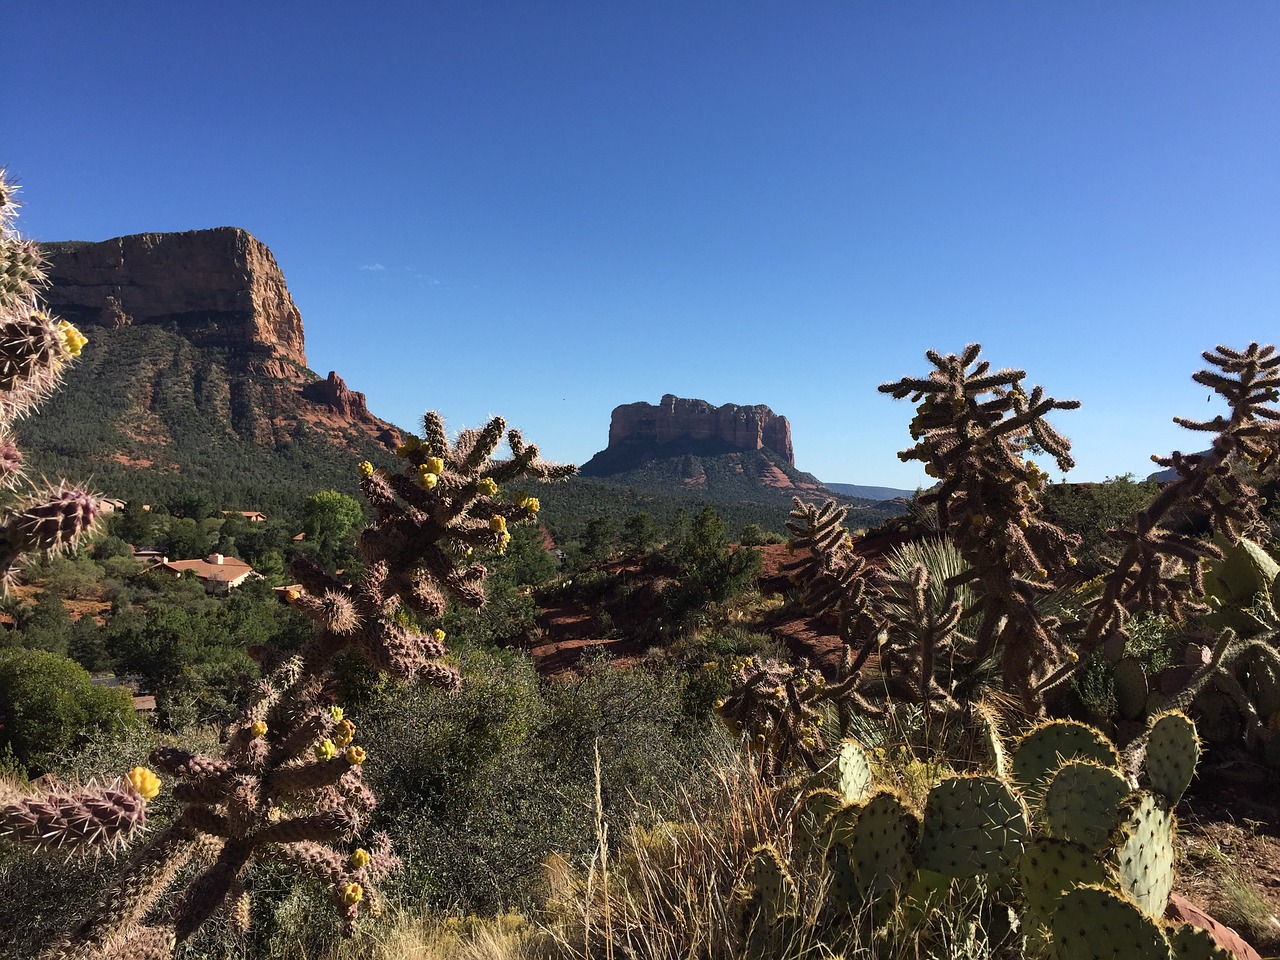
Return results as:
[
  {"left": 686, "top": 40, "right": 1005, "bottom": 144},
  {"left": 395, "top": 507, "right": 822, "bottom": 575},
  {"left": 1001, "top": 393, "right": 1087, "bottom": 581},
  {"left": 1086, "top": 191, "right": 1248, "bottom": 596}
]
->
[
  {"left": 15, "top": 590, "right": 74, "bottom": 656},
  {"left": 622, "top": 512, "right": 659, "bottom": 556},
  {"left": 302, "top": 489, "right": 365, "bottom": 567},
  {"left": 581, "top": 514, "right": 620, "bottom": 563},
  {"left": 0, "top": 648, "right": 135, "bottom": 771}
]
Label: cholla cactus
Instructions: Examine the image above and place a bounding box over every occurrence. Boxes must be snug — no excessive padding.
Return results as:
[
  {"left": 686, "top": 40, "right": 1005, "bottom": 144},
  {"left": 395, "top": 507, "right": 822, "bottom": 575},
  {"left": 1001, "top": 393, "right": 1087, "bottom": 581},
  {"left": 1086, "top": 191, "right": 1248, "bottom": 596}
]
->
[
  {"left": 23, "top": 410, "right": 572, "bottom": 958},
  {"left": 0, "top": 170, "right": 100, "bottom": 578}
]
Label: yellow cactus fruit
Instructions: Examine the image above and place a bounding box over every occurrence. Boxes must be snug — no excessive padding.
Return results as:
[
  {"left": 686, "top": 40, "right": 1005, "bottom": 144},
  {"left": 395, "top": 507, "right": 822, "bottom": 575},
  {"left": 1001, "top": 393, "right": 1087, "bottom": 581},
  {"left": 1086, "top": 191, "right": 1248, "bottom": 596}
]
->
[
  {"left": 334, "top": 719, "right": 356, "bottom": 747},
  {"left": 476, "top": 477, "right": 498, "bottom": 496},
  {"left": 423, "top": 456, "right": 445, "bottom": 475},
  {"left": 416, "top": 466, "right": 439, "bottom": 489},
  {"left": 489, "top": 515, "right": 507, "bottom": 532},
  {"left": 284, "top": 587, "right": 303, "bottom": 603},
  {"left": 344, "top": 745, "right": 367, "bottom": 765},
  {"left": 431, "top": 627, "right": 446, "bottom": 642},
  {"left": 315, "top": 739, "right": 337, "bottom": 761},
  {"left": 349, "top": 848, "right": 371, "bottom": 869},
  {"left": 341, "top": 882, "right": 364, "bottom": 906},
  {"left": 58, "top": 320, "right": 88, "bottom": 358},
  {"left": 127, "top": 766, "right": 162, "bottom": 800},
  {"left": 357, "top": 462, "right": 374, "bottom": 479},
  {"left": 395, "top": 436, "right": 421, "bottom": 457},
  {"left": 330, "top": 706, "right": 344, "bottom": 723},
  {"left": 249, "top": 720, "right": 269, "bottom": 739}
]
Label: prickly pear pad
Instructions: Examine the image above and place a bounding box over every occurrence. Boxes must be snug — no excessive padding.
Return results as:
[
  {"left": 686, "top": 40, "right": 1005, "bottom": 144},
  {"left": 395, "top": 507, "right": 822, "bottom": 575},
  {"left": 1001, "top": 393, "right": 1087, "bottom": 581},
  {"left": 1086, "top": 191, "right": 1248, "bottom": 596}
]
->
[
  {"left": 1112, "top": 793, "right": 1176, "bottom": 919},
  {"left": 1050, "top": 884, "right": 1173, "bottom": 960},
  {"left": 835, "top": 738, "right": 874, "bottom": 803},
  {"left": 844, "top": 791, "right": 920, "bottom": 905},
  {"left": 918, "top": 775, "right": 1029, "bottom": 879},
  {"left": 1044, "top": 759, "right": 1131, "bottom": 849},
  {"left": 1012, "top": 719, "right": 1122, "bottom": 800},
  {"left": 1165, "top": 922, "right": 1236, "bottom": 960},
  {"left": 791, "top": 787, "right": 845, "bottom": 863},
  {"left": 1144, "top": 711, "right": 1199, "bottom": 805},
  {"left": 1015, "top": 837, "right": 1113, "bottom": 933},
  {"left": 1114, "top": 655, "right": 1150, "bottom": 721}
]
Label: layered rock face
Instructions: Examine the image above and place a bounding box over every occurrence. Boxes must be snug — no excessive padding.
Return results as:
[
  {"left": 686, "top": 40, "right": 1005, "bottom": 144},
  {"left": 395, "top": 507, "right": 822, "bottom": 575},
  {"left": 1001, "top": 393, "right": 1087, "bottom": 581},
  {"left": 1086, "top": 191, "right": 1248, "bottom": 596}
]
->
[
  {"left": 301, "top": 370, "right": 380, "bottom": 426},
  {"left": 606, "top": 394, "right": 795, "bottom": 465},
  {"left": 43, "top": 227, "right": 307, "bottom": 377}
]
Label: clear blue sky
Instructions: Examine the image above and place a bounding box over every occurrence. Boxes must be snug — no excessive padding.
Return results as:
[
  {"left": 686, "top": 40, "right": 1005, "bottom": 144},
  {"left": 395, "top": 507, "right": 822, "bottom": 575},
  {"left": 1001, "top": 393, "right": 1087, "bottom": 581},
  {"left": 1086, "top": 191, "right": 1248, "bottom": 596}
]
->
[{"left": 8, "top": 3, "right": 1278, "bottom": 489}]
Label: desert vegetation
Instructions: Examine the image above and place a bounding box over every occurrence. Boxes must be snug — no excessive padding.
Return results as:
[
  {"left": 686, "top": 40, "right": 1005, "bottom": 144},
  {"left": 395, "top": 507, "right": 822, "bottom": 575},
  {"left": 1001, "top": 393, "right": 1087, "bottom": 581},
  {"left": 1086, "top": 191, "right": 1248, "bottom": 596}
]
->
[{"left": 2, "top": 170, "right": 1279, "bottom": 960}]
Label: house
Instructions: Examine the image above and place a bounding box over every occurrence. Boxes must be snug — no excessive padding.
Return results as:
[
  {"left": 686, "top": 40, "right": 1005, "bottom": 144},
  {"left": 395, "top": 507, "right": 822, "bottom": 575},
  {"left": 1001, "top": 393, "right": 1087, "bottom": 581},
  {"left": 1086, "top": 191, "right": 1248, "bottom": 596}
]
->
[
  {"left": 223, "top": 510, "right": 268, "bottom": 522},
  {"left": 157, "top": 554, "right": 255, "bottom": 594}
]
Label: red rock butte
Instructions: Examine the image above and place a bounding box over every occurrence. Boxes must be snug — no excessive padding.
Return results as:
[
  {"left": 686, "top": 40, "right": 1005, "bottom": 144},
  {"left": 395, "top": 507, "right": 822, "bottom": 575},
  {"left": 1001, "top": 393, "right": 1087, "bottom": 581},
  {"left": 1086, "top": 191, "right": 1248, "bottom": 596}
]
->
[
  {"left": 606, "top": 394, "right": 795, "bottom": 465},
  {"left": 43, "top": 227, "right": 307, "bottom": 379}
]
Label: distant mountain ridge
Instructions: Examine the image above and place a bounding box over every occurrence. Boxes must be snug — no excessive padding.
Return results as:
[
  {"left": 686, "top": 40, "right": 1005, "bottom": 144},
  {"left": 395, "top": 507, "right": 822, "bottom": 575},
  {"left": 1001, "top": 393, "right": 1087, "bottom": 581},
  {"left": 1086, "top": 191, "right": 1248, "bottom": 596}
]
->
[
  {"left": 824, "top": 482, "right": 917, "bottom": 502},
  {"left": 25, "top": 227, "right": 403, "bottom": 511}
]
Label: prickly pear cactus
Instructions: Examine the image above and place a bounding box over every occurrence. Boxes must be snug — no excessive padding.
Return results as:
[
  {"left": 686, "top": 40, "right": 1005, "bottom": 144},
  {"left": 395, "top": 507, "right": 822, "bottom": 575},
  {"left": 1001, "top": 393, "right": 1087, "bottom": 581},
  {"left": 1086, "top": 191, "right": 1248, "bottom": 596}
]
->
[
  {"left": 791, "top": 787, "right": 845, "bottom": 864},
  {"left": 1016, "top": 837, "right": 1114, "bottom": 934},
  {"left": 1043, "top": 759, "right": 1131, "bottom": 850},
  {"left": 1050, "top": 883, "right": 1173, "bottom": 960},
  {"left": 1111, "top": 793, "right": 1176, "bottom": 918},
  {"left": 918, "top": 774, "right": 1029, "bottom": 879},
  {"left": 733, "top": 843, "right": 799, "bottom": 937},
  {"left": 1012, "top": 719, "right": 1122, "bottom": 800},
  {"left": 835, "top": 790, "right": 919, "bottom": 911},
  {"left": 834, "top": 738, "right": 874, "bottom": 802},
  {"left": 1166, "top": 923, "right": 1237, "bottom": 960},
  {"left": 1144, "top": 711, "right": 1200, "bottom": 805},
  {"left": 1115, "top": 656, "right": 1152, "bottom": 722}
]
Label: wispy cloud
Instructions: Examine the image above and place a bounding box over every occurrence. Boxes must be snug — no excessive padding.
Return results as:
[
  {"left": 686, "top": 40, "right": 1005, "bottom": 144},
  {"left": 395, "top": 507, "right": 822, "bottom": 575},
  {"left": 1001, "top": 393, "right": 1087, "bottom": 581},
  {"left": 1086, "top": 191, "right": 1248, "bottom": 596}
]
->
[{"left": 359, "top": 263, "right": 386, "bottom": 271}]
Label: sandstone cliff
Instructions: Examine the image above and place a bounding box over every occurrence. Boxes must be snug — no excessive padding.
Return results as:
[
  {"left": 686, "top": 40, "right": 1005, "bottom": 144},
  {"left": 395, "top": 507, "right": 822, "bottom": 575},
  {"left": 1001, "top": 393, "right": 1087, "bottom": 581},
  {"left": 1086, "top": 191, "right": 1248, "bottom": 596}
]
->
[
  {"left": 603, "top": 394, "right": 794, "bottom": 465},
  {"left": 24, "top": 227, "right": 404, "bottom": 506},
  {"left": 43, "top": 227, "right": 307, "bottom": 378}
]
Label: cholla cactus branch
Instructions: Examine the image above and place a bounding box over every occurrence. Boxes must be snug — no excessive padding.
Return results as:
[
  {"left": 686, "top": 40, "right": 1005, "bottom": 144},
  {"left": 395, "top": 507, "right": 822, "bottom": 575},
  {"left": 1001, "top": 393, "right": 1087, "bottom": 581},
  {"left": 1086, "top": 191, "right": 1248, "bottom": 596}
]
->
[{"left": 1041, "top": 343, "right": 1280, "bottom": 697}]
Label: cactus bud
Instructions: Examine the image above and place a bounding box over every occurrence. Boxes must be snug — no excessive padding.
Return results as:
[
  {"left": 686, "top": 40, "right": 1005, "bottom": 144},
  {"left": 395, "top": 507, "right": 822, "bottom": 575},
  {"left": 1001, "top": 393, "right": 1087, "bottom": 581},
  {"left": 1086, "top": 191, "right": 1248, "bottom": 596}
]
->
[
  {"left": 314, "top": 739, "right": 337, "bottom": 761},
  {"left": 349, "top": 848, "right": 371, "bottom": 869},
  {"left": 489, "top": 515, "right": 507, "bottom": 532},
  {"left": 249, "top": 721, "right": 268, "bottom": 739},
  {"left": 476, "top": 477, "right": 498, "bottom": 496},
  {"left": 423, "top": 456, "right": 444, "bottom": 475}
]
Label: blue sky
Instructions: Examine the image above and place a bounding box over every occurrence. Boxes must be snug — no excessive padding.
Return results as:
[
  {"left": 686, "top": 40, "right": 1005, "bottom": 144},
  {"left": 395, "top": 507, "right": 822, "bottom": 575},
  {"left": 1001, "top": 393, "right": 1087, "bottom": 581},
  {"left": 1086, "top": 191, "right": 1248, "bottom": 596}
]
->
[{"left": 8, "top": 3, "right": 1278, "bottom": 488}]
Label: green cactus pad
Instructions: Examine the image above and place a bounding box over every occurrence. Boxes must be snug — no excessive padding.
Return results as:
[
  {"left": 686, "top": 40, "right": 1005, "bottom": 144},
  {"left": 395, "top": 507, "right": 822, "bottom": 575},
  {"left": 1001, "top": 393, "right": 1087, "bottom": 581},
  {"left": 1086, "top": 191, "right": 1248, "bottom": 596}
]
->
[
  {"left": 792, "top": 787, "right": 845, "bottom": 862},
  {"left": 1208, "top": 537, "right": 1280, "bottom": 607},
  {"left": 1016, "top": 837, "right": 1114, "bottom": 933},
  {"left": 1112, "top": 793, "right": 1176, "bottom": 918},
  {"left": 918, "top": 775, "right": 1029, "bottom": 879},
  {"left": 1165, "top": 922, "right": 1235, "bottom": 960},
  {"left": 1144, "top": 711, "right": 1200, "bottom": 805},
  {"left": 1044, "top": 759, "right": 1131, "bottom": 849},
  {"left": 737, "top": 843, "right": 798, "bottom": 927},
  {"left": 834, "top": 738, "right": 874, "bottom": 803},
  {"left": 1115, "top": 656, "right": 1151, "bottom": 722},
  {"left": 1012, "top": 719, "right": 1122, "bottom": 801},
  {"left": 844, "top": 790, "right": 920, "bottom": 905},
  {"left": 1050, "top": 884, "right": 1173, "bottom": 960}
]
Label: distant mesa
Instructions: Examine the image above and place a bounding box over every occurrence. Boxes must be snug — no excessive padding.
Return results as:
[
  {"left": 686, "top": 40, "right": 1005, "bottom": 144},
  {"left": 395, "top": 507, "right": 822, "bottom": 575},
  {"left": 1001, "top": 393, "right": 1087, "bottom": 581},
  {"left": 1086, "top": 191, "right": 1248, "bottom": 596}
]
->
[
  {"left": 44, "top": 227, "right": 308, "bottom": 379},
  {"left": 581, "top": 394, "right": 795, "bottom": 475}
]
